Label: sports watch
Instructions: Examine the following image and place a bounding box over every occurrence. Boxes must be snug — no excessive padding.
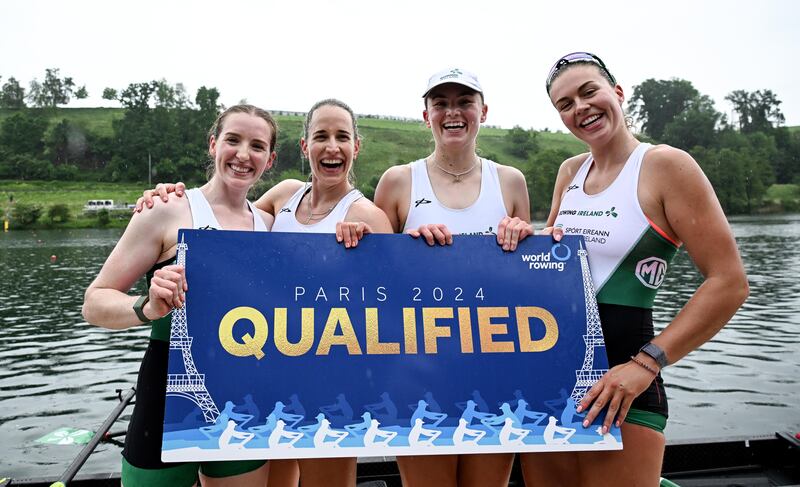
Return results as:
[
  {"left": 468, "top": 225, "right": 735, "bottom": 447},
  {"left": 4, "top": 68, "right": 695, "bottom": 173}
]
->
[
  {"left": 638, "top": 342, "right": 668, "bottom": 369},
  {"left": 133, "top": 295, "right": 151, "bottom": 323}
]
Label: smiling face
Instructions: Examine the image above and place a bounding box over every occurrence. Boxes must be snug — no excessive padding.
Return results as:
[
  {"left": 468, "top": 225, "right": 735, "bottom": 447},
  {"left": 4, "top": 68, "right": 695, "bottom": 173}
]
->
[
  {"left": 208, "top": 112, "right": 276, "bottom": 189},
  {"left": 548, "top": 64, "right": 626, "bottom": 147},
  {"left": 301, "top": 104, "right": 360, "bottom": 185},
  {"left": 423, "top": 83, "right": 487, "bottom": 149}
]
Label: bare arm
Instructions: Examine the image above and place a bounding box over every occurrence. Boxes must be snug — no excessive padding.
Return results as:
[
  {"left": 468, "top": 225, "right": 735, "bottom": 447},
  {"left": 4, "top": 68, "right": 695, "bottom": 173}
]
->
[
  {"left": 643, "top": 146, "right": 749, "bottom": 363},
  {"left": 546, "top": 153, "right": 589, "bottom": 227},
  {"left": 254, "top": 179, "right": 304, "bottom": 216},
  {"left": 495, "top": 164, "right": 532, "bottom": 251},
  {"left": 336, "top": 199, "right": 394, "bottom": 248},
  {"left": 373, "top": 165, "right": 411, "bottom": 233},
  {"left": 83, "top": 197, "right": 190, "bottom": 329},
  {"left": 579, "top": 147, "right": 748, "bottom": 433}
]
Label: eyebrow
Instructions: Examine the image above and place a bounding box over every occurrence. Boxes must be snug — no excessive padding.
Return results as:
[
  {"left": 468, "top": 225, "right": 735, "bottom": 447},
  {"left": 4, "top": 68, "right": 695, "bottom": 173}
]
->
[
  {"left": 226, "top": 130, "right": 268, "bottom": 144},
  {"left": 554, "top": 81, "right": 597, "bottom": 106}
]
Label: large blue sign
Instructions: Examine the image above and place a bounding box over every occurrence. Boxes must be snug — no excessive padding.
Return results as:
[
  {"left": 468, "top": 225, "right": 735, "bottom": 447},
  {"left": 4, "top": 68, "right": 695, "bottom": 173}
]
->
[{"left": 161, "top": 231, "right": 621, "bottom": 462}]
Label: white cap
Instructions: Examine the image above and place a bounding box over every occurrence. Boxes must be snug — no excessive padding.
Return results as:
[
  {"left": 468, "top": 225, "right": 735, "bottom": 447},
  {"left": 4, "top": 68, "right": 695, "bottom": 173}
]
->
[{"left": 422, "top": 68, "right": 483, "bottom": 98}]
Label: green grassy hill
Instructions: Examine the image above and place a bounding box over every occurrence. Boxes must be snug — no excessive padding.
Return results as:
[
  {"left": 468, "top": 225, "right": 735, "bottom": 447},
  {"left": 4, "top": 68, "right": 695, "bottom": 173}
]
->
[{"left": 0, "top": 107, "right": 589, "bottom": 228}]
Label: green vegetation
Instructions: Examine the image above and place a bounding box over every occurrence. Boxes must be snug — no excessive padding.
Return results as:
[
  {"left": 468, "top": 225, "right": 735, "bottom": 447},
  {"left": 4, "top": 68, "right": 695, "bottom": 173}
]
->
[
  {"left": 0, "top": 180, "right": 145, "bottom": 229},
  {"left": 0, "top": 73, "right": 798, "bottom": 230}
]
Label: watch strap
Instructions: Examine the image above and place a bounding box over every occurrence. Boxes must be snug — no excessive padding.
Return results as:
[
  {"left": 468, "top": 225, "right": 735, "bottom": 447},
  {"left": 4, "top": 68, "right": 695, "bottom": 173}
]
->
[
  {"left": 133, "top": 295, "right": 150, "bottom": 323},
  {"left": 639, "top": 342, "right": 668, "bottom": 369}
]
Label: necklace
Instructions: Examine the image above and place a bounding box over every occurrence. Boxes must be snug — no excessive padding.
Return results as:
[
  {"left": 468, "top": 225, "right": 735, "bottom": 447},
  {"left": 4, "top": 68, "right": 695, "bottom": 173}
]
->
[
  {"left": 432, "top": 157, "right": 480, "bottom": 182},
  {"left": 303, "top": 186, "right": 353, "bottom": 224}
]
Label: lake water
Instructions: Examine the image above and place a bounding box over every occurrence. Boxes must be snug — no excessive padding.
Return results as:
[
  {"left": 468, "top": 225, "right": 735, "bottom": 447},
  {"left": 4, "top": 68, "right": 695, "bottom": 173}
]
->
[{"left": 1, "top": 216, "right": 799, "bottom": 479}]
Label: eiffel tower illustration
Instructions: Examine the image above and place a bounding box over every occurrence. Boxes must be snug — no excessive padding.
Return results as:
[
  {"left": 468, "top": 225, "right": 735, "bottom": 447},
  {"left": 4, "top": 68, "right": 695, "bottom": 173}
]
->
[
  {"left": 166, "top": 234, "right": 220, "bottom": 423},
  {"left": 570, "top": 241, "right": 608, "bottom": 403}
]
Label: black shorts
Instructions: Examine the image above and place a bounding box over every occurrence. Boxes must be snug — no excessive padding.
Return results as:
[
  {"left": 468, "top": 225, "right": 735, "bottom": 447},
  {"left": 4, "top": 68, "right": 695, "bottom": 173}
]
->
[
  {"left": 122, "top": 339, "right": 265, "bottom": 479},
  {"left": 598, "top": 303, "right": 668, "bottom": 418}
]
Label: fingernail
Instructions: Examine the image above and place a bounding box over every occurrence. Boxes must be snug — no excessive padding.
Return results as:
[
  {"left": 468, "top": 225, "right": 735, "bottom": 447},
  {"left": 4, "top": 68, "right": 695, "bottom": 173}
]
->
[
  {"left": 602, "top": 426, "right": 608, "bottom": 434},
  {"left": 576, "top": 406, "right": 583, "bottom": 413},
  {"left": 582, "top": 420, "right": 589, "bottom": 428}
]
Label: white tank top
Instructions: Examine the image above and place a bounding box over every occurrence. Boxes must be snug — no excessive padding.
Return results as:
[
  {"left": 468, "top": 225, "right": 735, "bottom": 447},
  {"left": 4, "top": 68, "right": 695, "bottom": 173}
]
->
[
  {"left": 402, "top": 158, "right": 508, "bottom": 235},
  {"left": 272, "top": 183, "right": 364, "bottom": 233},
  {"left": 185, "top": 188, "right": 268, "bottom": 231},
  {"left": 553, "top": 143, "right": 679, "bottom": 308}
]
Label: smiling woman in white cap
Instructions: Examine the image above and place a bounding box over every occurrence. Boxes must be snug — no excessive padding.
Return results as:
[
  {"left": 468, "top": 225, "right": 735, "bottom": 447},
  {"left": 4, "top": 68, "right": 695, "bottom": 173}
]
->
[
  {"left": 373, "top": 68, "right": 532, "bottom": 487},
  {"left": 374, "top": 68, "right": 532, "bottom": 249}
]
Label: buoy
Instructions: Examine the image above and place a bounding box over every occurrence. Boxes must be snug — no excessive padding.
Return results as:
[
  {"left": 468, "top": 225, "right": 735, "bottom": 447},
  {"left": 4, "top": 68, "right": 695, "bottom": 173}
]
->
[
  {"left": 50, "top": 255, "right": 57, "bottom": 263},
  {"left": 795, "top": 431, "right": 800, "bottom": 440}
]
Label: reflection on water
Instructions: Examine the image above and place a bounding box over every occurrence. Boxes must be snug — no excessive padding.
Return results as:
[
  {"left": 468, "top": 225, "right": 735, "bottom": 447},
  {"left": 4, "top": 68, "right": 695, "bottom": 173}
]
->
[
  {"left": 656, "top": 214, "right": 800, "bottom": 440},
  {"left": 1, "top": 217, "right": 799, "bottom": 478}
]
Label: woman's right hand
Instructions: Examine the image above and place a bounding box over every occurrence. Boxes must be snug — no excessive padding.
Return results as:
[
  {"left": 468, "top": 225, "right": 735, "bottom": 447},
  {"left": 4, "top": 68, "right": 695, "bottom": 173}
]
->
[
  {"left": 146, "top": 264, "right": 187, "bottom": 318},
  {"left": 539, "top": 225, "right": 564, "bottom": 242},
  {"left": 134, "top": 182, "right": 187, "bottom": 212},
  {"left": 406, "top": 224, "right": 453, "bottom": 246}
]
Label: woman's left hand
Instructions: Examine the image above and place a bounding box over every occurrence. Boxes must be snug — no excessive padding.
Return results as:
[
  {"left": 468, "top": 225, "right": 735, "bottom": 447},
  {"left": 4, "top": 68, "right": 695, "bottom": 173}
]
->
[
  {"left": 336, "top": 221, "right": 373, "bottom": 248},
  {"left": 576, "top": 360, "right": 657, "bottom": 434},
  {"left": 496, "top": 216, "right": 534, "bottom": 251}
]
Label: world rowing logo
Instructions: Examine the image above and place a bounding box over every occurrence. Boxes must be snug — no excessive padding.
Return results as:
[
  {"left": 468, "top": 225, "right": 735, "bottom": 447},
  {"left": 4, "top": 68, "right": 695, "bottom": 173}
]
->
[
  {"left": 635, "top": 257, "right": 667, "bottom": 289},
  {"left": 414, "top": 198, "right": 432, "bottom": 207},
  {"left": 520, "top": 243, "right": 570, "bottom": 272},
  {"left": 279, "top": 208, "right": 292, "bottom": 213}
]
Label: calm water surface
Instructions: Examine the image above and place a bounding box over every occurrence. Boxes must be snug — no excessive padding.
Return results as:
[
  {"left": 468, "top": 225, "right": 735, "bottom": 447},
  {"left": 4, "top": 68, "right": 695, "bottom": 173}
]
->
[{"left": 1, "top": 217, "right": 799, "bottom": 478}]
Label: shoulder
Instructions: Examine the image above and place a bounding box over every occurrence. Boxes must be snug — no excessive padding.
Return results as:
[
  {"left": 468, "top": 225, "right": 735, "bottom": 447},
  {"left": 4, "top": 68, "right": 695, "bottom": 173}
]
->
[
  {"left": 141, "top": 191, "right": 190, "bottom": 222},
  {"left": 256, "top": 179, "right": 305, "bottom": 213},
  {"left": 643, "top": 144, "right": 699, "bottom": 172},
  {"left": 379, "top": 163, "right": 413, "bottom": 184},
  {"left": 375, "top": 164, "right": 413, "bottom": 203},
  {"left": 560, "top": 152, "right": 591, "bottom": 175},
  {"left": 346, "top": 198, "right": 393, "bottom": 233},
  {"left": 641, "top": 144, "right": 707, "bottom": 192},
  {"left": 494, "top": 162, "right": 526, "bottom": 183},
  {"left": 271, "top": 179, "right": 306, "bottom": 196},
  {"left": 494, "top": 162, "right": 528, "bottom": 194}
]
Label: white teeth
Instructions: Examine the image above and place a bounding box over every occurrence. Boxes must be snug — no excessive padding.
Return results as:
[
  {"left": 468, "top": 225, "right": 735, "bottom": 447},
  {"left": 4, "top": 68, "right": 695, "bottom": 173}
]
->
[
  {"left": 229, "top": 164, "right": 251, "bottom": 174},
  {"left": 444, "top": 122, "right": 466, "bottom": 129},
  {"left": 321, "top": 159, "right": 343, "bottom": 166},
  {"left": 581, "top": 114, "right": 601, "bottom": 127}
]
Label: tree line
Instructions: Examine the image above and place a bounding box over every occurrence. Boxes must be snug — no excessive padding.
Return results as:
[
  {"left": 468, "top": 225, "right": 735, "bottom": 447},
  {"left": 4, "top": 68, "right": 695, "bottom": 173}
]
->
[
  {"left": 511, "top": 79, "right": 799, "bottom": 215},
  {"left": 1, "top": 69, "right": 798, "bottom": 215}
]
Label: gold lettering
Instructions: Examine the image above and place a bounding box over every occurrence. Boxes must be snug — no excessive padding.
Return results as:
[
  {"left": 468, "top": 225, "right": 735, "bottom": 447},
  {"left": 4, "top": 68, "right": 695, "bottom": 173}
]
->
[
  {"left": 477, "top": 307, "right": 515, "bottom": 353},
  {"left": 516, "top": 306, "right": 558, "bottom": 352},
  {"left": 218, "top": 306, "right": 268, "bottom": 359},
  {"left": 403, "top": 308, "right": 418, "bottom": 354},
  {"left": 457, "top": 307, "right": 474, "bottom": 353},
  {"left": 422, "top": 307, "right": 453, "bottom": 354},
  {"left": 366, "top": 308, "right": 400, "bottom": 354},
  {"left": 274, "top": 308, "right": 314, "bottom": 356},
  {"left": 316, "top": 308, "right": 362, "bottom": 355}
]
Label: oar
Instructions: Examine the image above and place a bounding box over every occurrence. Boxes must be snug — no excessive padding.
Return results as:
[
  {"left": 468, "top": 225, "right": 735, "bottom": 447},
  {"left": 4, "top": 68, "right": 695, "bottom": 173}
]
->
[{"left": 49, "top": 387, "right": 136, "bottom": 487}]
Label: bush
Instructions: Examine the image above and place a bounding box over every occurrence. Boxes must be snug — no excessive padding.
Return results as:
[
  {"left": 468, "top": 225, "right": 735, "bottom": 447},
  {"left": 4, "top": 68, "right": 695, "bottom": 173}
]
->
[
  {"left": 11, "top": 202, "right": 43, "bottom": 226},
  {"left": 52, "top": 163, "right": 81, "bottom": 181},
  {"left": 47, "top": 203, "right": 71, "bottom": 223},
  {"left": 96, "top": 208, "right": 110, "bottom": 227}
]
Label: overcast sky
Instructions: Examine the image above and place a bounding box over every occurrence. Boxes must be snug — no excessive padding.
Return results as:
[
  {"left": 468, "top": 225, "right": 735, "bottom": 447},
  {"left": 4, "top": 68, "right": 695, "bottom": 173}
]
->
[{"left": 1, "top": 0, "right": 798, "bottom": 131}]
